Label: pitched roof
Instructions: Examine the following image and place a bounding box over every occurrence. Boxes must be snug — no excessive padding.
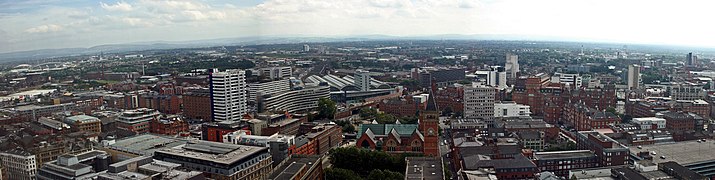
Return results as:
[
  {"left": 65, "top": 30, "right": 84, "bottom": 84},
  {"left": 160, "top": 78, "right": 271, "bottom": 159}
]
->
[
  {"left": 425, "top": 92, "right": 438, "bottom": 111},
  {"left": 357, "top": 124, "right": 419, "bottom": 138}
]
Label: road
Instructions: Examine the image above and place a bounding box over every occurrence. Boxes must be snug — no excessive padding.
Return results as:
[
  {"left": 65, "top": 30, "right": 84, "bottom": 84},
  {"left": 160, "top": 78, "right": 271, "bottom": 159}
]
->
[{"left": 439, "top": 116, "right": 458, "bottom": 179}]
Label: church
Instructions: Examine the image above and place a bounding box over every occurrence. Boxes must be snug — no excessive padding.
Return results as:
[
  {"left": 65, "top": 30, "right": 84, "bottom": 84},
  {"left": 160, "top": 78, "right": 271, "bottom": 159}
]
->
[{"left": 356, "top": 92, "right": 440, "bottom": 156}]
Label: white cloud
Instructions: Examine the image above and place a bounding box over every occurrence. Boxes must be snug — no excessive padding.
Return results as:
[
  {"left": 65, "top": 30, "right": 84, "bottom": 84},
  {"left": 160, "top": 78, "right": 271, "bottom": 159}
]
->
[
  {"left": 101, "top": 1, "right": 134, "bottom": 12},
  {"left": 25, "top": 24, "right": 63, "bottom": 33}
]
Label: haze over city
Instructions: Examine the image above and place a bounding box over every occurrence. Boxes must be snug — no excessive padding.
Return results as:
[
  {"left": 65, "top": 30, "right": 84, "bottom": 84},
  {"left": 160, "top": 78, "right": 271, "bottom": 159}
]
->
[{"left": 2, "top": 0, "right": 715, "bottom": 53}]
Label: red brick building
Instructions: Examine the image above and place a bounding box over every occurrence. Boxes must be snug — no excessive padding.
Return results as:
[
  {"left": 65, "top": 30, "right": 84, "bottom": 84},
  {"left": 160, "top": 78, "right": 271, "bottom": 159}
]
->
[
  {"left": 182, "top": 88, "right": 212, "bottom": 121},
  {"left": 541, "top": 83, "right": 569, "bottom": 123},
  {"left": 663, "top": 112, "right": 696, "bottom": 132},
  {"left": 435, "top": 86, "right": 464, "bottom": 113},
  {"left": 150, "top": 116, "right": 189, "bottom": 135},
  {"left": 357, "top": 94, "right": 440, "bottom": 156},
  {"left": 512, "top": 73, "right": 550, "bottom": 116},
  {"left": 563, "top": 102, "right": 621, "bottom": 131},
  {"left": 673, "top": 100, "right": 710, "bottom": 119},
  {"left": 262, "top": 118, "right": 303, "bottom": 136},
  {"left": 379, "top": 96, "right": 424, "bottom": 117},
  {"left": 139, "top": 94, "right": 182, "bottom": 114},
  {"left": 572, "top": 84, "right": 617, "bottom": 110},
  {"left": 202, "top": 121, "right": 250, "bottom": 142},
  {"left": 292, "top": 124, "right": 343, "bottom": 155}
]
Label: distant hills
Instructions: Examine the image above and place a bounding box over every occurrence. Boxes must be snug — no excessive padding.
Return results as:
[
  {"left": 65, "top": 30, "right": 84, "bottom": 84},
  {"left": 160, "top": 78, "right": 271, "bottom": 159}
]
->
[{"left": 0, "top": 34, "right": 712, "bottom": 62}]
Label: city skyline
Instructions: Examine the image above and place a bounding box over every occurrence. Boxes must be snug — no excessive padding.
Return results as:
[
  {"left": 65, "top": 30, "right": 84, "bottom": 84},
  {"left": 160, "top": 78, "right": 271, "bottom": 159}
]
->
[{"left": 1, "top": 0, "right": 715, "bottom": 53}]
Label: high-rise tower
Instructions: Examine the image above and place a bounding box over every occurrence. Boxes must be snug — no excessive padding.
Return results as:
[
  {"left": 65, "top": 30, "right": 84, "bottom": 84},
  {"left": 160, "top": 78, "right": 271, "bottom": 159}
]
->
[{"left": 210, "top": 69, "right": 248, "bottom": 121}]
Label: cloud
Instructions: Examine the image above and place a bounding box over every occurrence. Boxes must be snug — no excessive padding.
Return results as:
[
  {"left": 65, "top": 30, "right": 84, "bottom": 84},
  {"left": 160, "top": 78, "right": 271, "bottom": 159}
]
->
[
  {"left": 25, "top": 24, "right": 63, "bottom": 33},
  {"left": 101, "top": 1, "right": 133, "bottom": 12}
]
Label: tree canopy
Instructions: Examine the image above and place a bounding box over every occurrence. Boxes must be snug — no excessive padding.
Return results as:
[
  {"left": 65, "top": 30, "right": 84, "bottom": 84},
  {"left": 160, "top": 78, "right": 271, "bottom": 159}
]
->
[{"left": 317, "top": 97, "right": 337, "bottom": 120}]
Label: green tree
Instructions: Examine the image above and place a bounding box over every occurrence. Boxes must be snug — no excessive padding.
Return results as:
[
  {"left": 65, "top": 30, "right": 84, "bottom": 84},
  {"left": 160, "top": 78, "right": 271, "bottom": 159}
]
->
[
  {"left": 367, "top": 169, "right": 403, "bottom": 180},
  {"left": 335, "top": 120, "right": 356, "bottom": 133},
  {"left": 329, "top": 147, "right": 407, "bottom": 176},
  {"left": 606, "top": 107, "right": 617, "bottom": 115},
  {"left": 325, "top": 168, "right": 362, "bottom": 180},
  {"left": 317, "top": 98, "right": 337, "bottom": 120}
]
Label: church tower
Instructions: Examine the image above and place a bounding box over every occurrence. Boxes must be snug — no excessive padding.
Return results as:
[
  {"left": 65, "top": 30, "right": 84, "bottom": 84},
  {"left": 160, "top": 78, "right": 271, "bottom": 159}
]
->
[{"left": 419, "top": 90, "right": 440, "bottom": 156}]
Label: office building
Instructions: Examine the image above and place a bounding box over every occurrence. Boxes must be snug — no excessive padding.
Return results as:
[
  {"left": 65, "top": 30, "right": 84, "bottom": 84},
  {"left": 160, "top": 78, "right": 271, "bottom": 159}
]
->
[
  {"left": 210, "top": 69, "right": 248, "bottom": 122},
  {"left": 96, "top": 156, "right": 203, "bottom": 180},
  {"left": 505, "top": 53, "right": 520, "bottom": 83},
  {"left": 303, "top": 44, "right": 310, "bottom": 52},
  {"left": 0, "top": 148, "right": 37, "bottom": 180},
  {"left": 182, "top": 88, "right": 212, "bottom": 121},
  {"left": 64, "top": 115, "right": 102, "bottom": 134},
  {"left": 99, "top": 134, "right": 188, "bottom": 161},
  {"left": 258, "top": 66, "right": 292, "bottom": 80},
  {"left": 631, "top": 117, "right": 666, "bottom": 130},
  {"left": 474, "top": 66, "right": 507, "bottom": 89},
  {"left": 412, "top": 67, "right": 466, "bottom": 88},
  {"left": 115, "top": 108, "right": 160, "bottom": 134},
  {"left": 533, "top": 150, "right": 598, "bottom": 177},
  {"left": 670, "top": 82, "right": 704, "bottom": 101},
  {"left": 248, "top": 79, "right": 291, "bottom": 102},
  {"left": 354, "top": 69, "right": 371, "bottom": 91},
  {"left": 464, "top": 83, "right": 496, "bottom": 126},
  {"left": 628, "top": 64, "right": 640, "bottom": 90},
  {"left": 551, "top": 72, "right": 582, "bottom": 88},
  {"left": 571, "top": 131, "right": 629, "bottom": 167},
  {"left": 37, "top": 150, "right": 110, "bottom": 180},
  {"left": 153, "top": 141, "right": 272, "bottom": 180},
  {"left": 257, "top": 85, "right": 330, "bottom": 113},
  {"left": 494, "top": 102, "right": 530, "bottom": 118}
]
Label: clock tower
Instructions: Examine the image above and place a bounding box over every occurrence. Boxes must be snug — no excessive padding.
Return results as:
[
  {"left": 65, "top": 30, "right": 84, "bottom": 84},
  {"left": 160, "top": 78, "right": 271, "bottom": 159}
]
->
[{"left": 419, "top": 91, "right": 440, "bottom": 156}]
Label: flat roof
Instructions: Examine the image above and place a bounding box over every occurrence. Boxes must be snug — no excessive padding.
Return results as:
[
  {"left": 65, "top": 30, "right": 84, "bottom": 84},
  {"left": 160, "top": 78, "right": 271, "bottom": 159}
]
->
[
  {"left": 66, "top": 115, "right": 101, "bottom": 123},
  {"left": 629, "top": 140, "right": 715, "bottom": 165},
  {"left": 534, "top": 150, "right": 595, "bottom": 160},
  {"left": 156, "top": 140, "right": 267, "bottom": 165},
  {"left": 107, "top": 134, "right": 188, "bottom": 156},
  {"left": 269, "top": 155, "right": 321, "bottom": 180},
  {"left": 405, "top": 157, "right": 444, "bottom": 180}
]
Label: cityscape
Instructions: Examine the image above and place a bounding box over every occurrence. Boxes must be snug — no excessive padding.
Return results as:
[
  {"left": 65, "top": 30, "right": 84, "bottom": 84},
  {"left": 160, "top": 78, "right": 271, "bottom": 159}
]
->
[{"left": 1, "top": 1, "right": 715, "bottom": 180}]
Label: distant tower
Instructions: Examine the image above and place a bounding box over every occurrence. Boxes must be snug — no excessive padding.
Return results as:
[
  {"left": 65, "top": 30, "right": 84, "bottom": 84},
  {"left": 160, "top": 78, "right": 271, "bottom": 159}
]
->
[
  {"left": 303, "top": 44, "right": 310, "bottom": 52},
  {"left": 504, "top": 53, "right": 519, "bottom": 84},
  {"left": 628, "top": 64, "right": 640, "bottom": 90},
  {"left": 354, "top": 69, "right": 371, "bottom": 91},
  {"left": 687, "top": 52, "right": 696, "bottom": 66},
  {"left": 580, "top": 45, "right": 584, "bottom": 56}
]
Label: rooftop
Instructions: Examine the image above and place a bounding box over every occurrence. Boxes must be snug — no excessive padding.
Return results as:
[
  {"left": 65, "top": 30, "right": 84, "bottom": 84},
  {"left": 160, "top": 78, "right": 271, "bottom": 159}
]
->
[
  {"left": 405, "top": 157, "right": 444, "bottom": 180},
  {"left": 66, "top": 115, "right": 101, "bottom": 124},
  {"left": 534, "top": 150, "right": 596, "bottom": 161},
  {"left": 106, "top": 134, "right": 188, "bottom": 156},
  {"left": 629, "top": 140, "right": 715, "bottom": 165},
  {"left": 268, "top": 155, "right": 322, "bottom": 180},
  {"left": 156, "top": 140, "right": 268, "bottom": 165}
]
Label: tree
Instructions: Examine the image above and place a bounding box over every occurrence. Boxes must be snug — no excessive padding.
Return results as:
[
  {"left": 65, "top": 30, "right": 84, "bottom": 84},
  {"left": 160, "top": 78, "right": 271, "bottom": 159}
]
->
[
  {"left": 367, "top": 169, "right": 403, "bottom": 180},
  {"left": 325, "top": 168, "right": 362, "bottom": 180},
  {"left": 329, "top": 147, "right": 407, "bottom": 176},
  {"left": 317, "top": 98, "right": 337, "bottom": 120},
  {"left": 335, "top": 120, "right": 356, "bottom": 133},
  {"left": 606, "top": 107, "right": 617, "bottom": 115}
]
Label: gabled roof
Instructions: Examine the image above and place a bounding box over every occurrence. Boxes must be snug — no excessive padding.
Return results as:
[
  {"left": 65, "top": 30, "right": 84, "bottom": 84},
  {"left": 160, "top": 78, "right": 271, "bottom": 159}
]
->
[
  {"left": 412, "top": 129, "right": 424, "bottom": 142},
  {"left": 388, "top": 128, "right": 401, "bottom": 144},
  {"left": 357, "top": 124, "right": 419, "bottom": 138}
]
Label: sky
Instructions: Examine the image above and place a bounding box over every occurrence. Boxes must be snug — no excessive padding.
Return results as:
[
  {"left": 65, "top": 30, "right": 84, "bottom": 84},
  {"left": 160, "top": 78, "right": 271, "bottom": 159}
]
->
[{"left": 1, "top": 0, "right": 714, "bottom": 53}]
